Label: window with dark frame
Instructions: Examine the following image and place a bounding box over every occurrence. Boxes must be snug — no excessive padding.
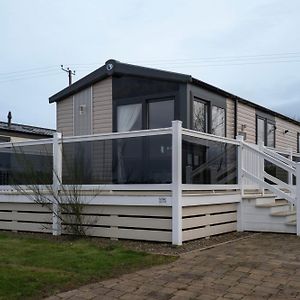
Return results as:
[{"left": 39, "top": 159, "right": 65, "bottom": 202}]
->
[
  {"left": 211, "top": 106, "right": 225, "bottom": 137},
  {"left": 256, "top": 115, "right": 276, "bottom": 148},
  {"left": 193, "top": 98, "right": 208, "bottom": 133},
  {"left": 298, "top": 133, "right": 300, "bottom": 153}
]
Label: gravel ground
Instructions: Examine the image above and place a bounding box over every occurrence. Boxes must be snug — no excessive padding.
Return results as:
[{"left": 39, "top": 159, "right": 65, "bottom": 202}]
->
[
  {"left": 1, "top": 230, "right": 255, "bottom": 256},
  {"left": 90, "top": 231, "right": 255, "bottom": 255}
]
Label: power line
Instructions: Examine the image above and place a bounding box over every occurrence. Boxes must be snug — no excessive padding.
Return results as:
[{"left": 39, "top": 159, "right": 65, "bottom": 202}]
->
[
  {"left": 1, "top": 51, "right": 300, "bottom": 83},
  {"left": 0, "top": 65, "right": 58, "bottom": 76}
]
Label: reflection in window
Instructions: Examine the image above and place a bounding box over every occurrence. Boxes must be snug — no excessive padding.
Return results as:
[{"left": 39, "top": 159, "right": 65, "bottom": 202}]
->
[
  {"left": 193, "top": 99, "right": 207, "bottom": 132},
  {"left": 182, "top": 136, "right": 237, "bottom": 184},
  {"left": 148, "top": 99, "right": 174, "bottom": 129},
  {"left": 212, "top": 106, "right": 225, "bottom": 137},
  {"left": 267, "top": 123, "right": 275, "bottom": 148},
  {"left": 117, "top": 103, "right": 142, "bottom": 132},
  {"left": 257, "top": 117, "right": 265, "bottom": 145}
]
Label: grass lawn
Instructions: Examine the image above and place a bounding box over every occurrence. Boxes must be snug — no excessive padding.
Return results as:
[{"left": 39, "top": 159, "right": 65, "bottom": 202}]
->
[{"left": 0, "top": 232, "right": 176, "bottom": 300}]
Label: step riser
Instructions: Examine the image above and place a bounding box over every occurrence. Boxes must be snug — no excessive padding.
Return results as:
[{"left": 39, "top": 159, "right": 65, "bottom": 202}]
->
[
  {"left": 255, "top": 197, "right": 276, "bottom": 205},
  {"left": 270, "top": 205, "right": 291, "bottom": 214},
  {"left": 286, "top": 214, "right": 296, "bottom": 222}
]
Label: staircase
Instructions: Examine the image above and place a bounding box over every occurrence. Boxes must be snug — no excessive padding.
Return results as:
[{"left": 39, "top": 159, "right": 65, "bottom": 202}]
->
[
  {"left": 241, "top": 194, "right": 296, "bottom": 234},
  {"left": 239, "top": 140, "right": 300, "bottom": 235}
]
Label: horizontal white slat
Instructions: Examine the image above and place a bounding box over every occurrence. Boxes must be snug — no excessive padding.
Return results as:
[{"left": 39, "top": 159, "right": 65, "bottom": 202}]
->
[
  {"left": 63, "top": 215, "right": 171, "bottom": 230},
  {"left": 182, "top": 222, "right": 236, "bottom": 241},
  {"left": 86, "top": 227, "right": 171, "bottom": 242},
  {"left": 182, "top": 212, "right": 237, "bottom": 229},
  {"left": 183, "top": 203, "right": 237, "bottom": 217}
]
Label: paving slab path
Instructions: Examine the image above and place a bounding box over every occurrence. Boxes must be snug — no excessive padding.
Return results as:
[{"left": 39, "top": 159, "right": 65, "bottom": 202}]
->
[{"left": 47, "top": 233, "right": 300, "bottom": 300}]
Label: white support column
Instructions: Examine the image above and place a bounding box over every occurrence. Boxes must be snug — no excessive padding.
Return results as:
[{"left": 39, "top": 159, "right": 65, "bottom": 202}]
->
[
  {"left": 52, "top": 132, "right": 62, "bottom": 236},
  {"left": 236, "top": 135, "right": 244, "bottom": 232},
  {"left": 296, "top": 163, "right": 300, "bottom": 236},
  {"left": 172, "top": 121, "right": 182, "bottom": 246}
]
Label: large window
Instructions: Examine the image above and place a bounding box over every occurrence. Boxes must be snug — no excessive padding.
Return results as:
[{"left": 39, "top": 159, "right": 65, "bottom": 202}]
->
[
  {"left": 256, "top": 115, "right": 275, "bottom": 147},
  {"left": 212, "top": 106, "right": 225, "bottom": 137},
  {"left": 117, "top": 103, "right": 142, "bottom": 132},
  {"left": 148, "top": 99, "right": 174, "bottom": 129},
  {"left": 193, "top": 99, "right": 208, "bottom": 132}
]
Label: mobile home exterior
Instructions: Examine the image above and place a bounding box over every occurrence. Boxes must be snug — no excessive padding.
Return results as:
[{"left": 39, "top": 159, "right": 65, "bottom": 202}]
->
[
  {"left": 50, "top": 59, "right": 300, "bottom": 152},
  {"left": 0, "top": 60, "right": 299, "bottom": 245}
]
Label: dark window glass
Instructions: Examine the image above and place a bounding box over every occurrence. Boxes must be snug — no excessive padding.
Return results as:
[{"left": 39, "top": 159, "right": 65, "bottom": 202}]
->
[
  {"left": 0, "top": 144, "right": 53, "bottom": 185},
  {"left": 113, "top": 76, "right": 179, "bottom": 99},
  {"left": 298, "top": 133, "right": 300, "bottom": 153},
  {"left": 117, "top": 103, "right": 142, "bottom": 132},
  {"left": 182, "top": 136, "right": 237, "bottom": 184},
  {"left": 257, "top": 117, "right": 265, "bottom": 145},
  {"left": 212, "top": 106, "right": 225, "bottom": 137},
  {"left": 62, "top": 135, "right": 172, "bottom": 184},
  {"left": 148, "top": 99, "right": 174, "bottom": 129},
  {"left": 0, "top": 136, "right": 10, "bottom": 142},
  {"left": 267, "top": 122, "right": 275, "bottom": 148},
  {"left": 193, "top": 99, "right": 207, "bottom": 132}
]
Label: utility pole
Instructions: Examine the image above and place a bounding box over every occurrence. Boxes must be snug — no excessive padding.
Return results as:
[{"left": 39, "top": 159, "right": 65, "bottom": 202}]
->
[{"left": 61, "top": 65, "right": 75, "bottom": 86}]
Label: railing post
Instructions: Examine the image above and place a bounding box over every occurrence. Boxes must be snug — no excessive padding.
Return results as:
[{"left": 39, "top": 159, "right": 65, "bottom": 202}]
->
[
  {"left": 288, "top": 148, "right": 293, "bottom": 186},
  {"left": 236, "top": 135, "right": 244, "bottom": 232},
  {"left": 52, "top": 132, "right": 62, "bottom": 236},
  {"left": 258, "top": 141, "right": 265, "bottom": 196},
  {"left": 172, "top": 121, "right": 182, "bottom": 246},
  {"left": 296, "top": 163, "right": 300, "bottom": 236},
  {"left": 236, "top": 135, "right": 244, "bottom": 196}
]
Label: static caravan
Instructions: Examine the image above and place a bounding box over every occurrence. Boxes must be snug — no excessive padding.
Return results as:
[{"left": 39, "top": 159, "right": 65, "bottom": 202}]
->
[{"left": 0, "top": 60, "right": 299, "bottom": 245}]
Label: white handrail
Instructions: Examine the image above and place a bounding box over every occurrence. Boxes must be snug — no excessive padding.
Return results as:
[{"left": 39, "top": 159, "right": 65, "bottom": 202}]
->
[
  {"left": 0, "top": 138, "right": 53, "bottom": 149},
  {"left": 242, "top": 169, "right": 295, "bottom": 204},
  {"left": 182, "top": 128, "right": 240, "bottom": 145},
  {"left": 61, "top": 127, "right": 173, "bottom": 143},
  {"left": 264, "top": 172, "right": 295, "bottom": 194},
  {"left": 242, "top": 142, "right": 296, "bottom": 175},
  {"left": 264, "top": 147, "right": 297, "bottom": 168}
]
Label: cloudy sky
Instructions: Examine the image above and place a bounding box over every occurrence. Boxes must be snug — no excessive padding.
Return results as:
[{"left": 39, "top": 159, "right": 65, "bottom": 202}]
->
[{"left": 1, "top": 0, "right": 299, "bottom": 129}]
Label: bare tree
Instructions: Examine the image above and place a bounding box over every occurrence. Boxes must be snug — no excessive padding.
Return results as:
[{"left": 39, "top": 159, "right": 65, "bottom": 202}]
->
[{"left": 9, "top": 143, "right": 100, "bottom": 236}]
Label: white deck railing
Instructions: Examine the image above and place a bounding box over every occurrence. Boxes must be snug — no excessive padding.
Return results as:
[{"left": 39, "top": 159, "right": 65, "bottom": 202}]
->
[{"left": 0, "top": 121, "right": 300, "bottom": 242}]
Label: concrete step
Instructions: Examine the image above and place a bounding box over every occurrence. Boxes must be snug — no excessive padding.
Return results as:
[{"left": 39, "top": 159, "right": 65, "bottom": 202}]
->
[
  {"left": 242, "top": 195, "right": 297, "bottom": 234},
  {"left": 286, "top": 220, "right": 296, "bottom": 226},
  {"left": 256, "top": 199, "right": 288, "bottom": 208},
  {"left": 271, "top": 210, "right": 296, "bottom": 217}
]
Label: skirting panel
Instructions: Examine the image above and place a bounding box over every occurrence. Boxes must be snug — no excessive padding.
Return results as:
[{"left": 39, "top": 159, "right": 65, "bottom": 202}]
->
[
  {"left": 0, "top": 202, "right": 52, "bottom": 233},
  {"left": 182, "top": 203, "right": 237, "bottom": 242},
  {"left": 0, "top": 202, "right": 172, "bottom": 242}
]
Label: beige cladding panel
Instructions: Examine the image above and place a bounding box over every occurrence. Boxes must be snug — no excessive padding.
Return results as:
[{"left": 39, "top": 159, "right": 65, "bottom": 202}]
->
[
  {"left": 56, "top": 96, "right": 74, "bottom": 136},
  {"left": 92, "top": 77, "right": 113, "bottom": 134},
  {"left": 237, "top": 102, "right": 256, "bottom": 144},
  {"left": 226, "top": 98, "right": 235, "bottom": 139},
  {"left": 275, "top": 117, "right": 300, "bottom": 152}
]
